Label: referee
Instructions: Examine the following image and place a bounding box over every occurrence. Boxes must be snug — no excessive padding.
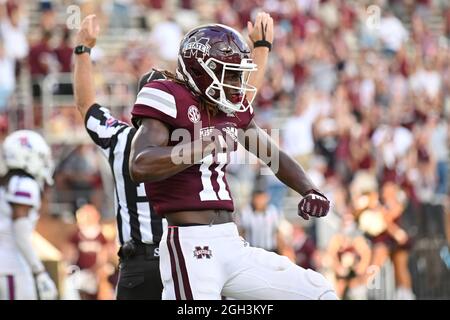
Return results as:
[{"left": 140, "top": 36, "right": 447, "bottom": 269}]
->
[{"left": 73, "top": 15, "right": 166, "bottom": 299}]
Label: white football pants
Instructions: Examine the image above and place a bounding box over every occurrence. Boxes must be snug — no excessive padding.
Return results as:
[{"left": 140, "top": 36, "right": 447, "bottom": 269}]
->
[
  {"left": 0, "top": 273, "right": 37, "bottom": 300},
  {"left": 159, "top": 222, "right": 337, "bottom": 300}
]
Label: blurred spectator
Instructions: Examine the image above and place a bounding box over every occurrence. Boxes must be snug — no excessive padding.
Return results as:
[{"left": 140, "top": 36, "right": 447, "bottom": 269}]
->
[
  {"left": 237, "top": 187, "right": 283, "bottom": 253},
  {"left": 54, "top": 28, "right": 74, "bottom": 95},
  {"left": 283, "top": 90, "right": 321, "bottom": 171},
  {"left": 265, "top": 172, "right": 288, "bottom": 212},
  {"left": 56, "top": 145, "right": 103, "bottom": 213},
  {"left": 38, "top": 0, "right": 56, "bottom": 32},
  {"left": 0, "top": 0, "right": 28, "bottom": 112},
  {"left": 149, "top": 11, "right": 183, "bottom": 63},
  {"left": 308, "top": 42, "right": 338, "bottom": 95},
  {"left": 28, "top": 29, "right": 57, "bottom": 101},
  {"left": 378, "top": 8, "right": 409, "bottom": 55},
  {"left": 380, "top": 182, "right": 415, "bottom": 300},
  {"left": 409, "top": 57, "right": 442, "bottom": 103},
  {"left": 0, "top": 41, "right": 14, "bottom": 112},
  {"left": 327, "top": 213, "right": 371, "bottom": 300},
  {"left": 353, "top": 180, "right": 415, "bottom": 300},
  {"left": 348, "top": 120, "right": 374, "bottom": 174},
  {"left": 0, "top": 1, "right": 29, "bottom": 64},
  {"left": 64, "top": 205, "right": 109, "bottom": 300},
  {"left": 427, "top": 113, "right": 449, "bottom": 199},
  {"left": 54, "top": 28, "right": 73, "bottom": 73},
  {"left": 371, "top": 109, "right": 414, "bottom": 184},
  {"left": 109, "top": 0, "right": 132, "bottom": 29},
  {"left": 292, "top": 223, "right": 318, "bottom": 270}
]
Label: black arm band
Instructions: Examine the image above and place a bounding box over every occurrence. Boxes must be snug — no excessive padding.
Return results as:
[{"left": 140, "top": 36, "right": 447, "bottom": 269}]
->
[{"left": 253, "top": 40, "right": 272, "bottom": 51}]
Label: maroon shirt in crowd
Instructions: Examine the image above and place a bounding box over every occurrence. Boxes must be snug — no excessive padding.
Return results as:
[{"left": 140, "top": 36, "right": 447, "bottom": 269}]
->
[
  {"left": 29, "top": 41, "right": 53, "bottom": 76},
  {"left": 70, "top": 229, "right": 107, "bottom": 270},
  {"left": 294, "top": 237, "right": 316, "bottom": 270},
  {"left": 54, "top": 44, "right": 73, "bottom": 73}
]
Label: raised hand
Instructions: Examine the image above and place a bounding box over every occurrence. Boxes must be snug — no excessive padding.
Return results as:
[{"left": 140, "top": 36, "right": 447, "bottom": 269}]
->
[
  {"left": 247, "top": 12, "right": 274, "bottom": 47},
  {"left": 75, "top": 14, "right": 100, "bottom": 48}
]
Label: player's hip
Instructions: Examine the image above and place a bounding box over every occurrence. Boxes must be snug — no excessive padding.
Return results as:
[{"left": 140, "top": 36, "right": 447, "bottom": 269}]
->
[
  {"left": 165, "top": 209, "right": 234, "bottom": 227},
  {"left": 161, "top": 221, "right": 239, "bottom": 242}
]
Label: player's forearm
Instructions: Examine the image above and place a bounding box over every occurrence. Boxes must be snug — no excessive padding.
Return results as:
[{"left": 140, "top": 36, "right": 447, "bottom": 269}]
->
[
  {"left": 73, "top": 53, "right": 96, "bottom": 118},
  {"left": 130, "top": 140, "right": 210, "bottom": 183},
  {"left": 131, "top": 146, "right": 187, "bottom": 183},
  {"left": 12, "top": 217, "right": 45, "bottom": 274},
  {"left": 247, "top": 47, "right": 269, "bottom": 101}
]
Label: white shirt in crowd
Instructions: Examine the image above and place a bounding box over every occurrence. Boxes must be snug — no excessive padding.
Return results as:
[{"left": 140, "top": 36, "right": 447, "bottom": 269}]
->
[
  {"left": 0, "top": 20, "right": 29, "bottom": 60},
  {"left": 150, "top": 21, "right": 183, "bottom": 62},
  {"left": 378, "top": 15, "right": 408, "bottom": 52},
  {"left": 409, "top": 68, "right": 442, "bottom": 100},
  {"left": 283, "top": 101, "right": 322, "bottom": 158},
  {"left": 372, "top": 124, "right": 413, "bottom": 168}
]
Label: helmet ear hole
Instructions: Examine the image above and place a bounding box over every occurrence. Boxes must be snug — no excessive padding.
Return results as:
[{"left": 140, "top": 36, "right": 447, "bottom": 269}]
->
[{"left": 208, "top": 61, "right": 217, "bottom": 70}]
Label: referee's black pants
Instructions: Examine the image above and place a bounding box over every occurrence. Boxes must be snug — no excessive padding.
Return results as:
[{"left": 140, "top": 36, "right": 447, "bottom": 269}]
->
[{"left": 116, "top": 242, "right": 163, "bottom": 300}]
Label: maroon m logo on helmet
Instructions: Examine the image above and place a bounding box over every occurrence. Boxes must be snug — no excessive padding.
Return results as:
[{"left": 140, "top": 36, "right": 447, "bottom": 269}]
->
[
  {"left": 193, "top": 246, "right": 212, "bottom": 259},
  {"left": 182, "top": 37, "right": 211, "bottom": 59}
]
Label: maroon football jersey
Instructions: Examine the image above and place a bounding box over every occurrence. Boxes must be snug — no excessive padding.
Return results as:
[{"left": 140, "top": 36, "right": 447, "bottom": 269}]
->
[{"left": 132, "top": 80, "right": 254, "bottom": 215}]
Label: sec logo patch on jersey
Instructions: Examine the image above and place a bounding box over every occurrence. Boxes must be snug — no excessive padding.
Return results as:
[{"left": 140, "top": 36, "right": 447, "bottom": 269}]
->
[{"left": 187, "top": 105, "right": 201, "bottom": 123}]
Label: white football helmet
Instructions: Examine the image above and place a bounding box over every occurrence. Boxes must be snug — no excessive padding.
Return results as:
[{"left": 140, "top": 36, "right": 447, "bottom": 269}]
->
[{"left": 2, "top": 130, "right": 54, "bottom": 187}]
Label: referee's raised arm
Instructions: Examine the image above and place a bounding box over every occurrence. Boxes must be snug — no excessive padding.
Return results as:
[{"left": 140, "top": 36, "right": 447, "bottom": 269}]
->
[{"left": 73, "top": 14, "right": 100, "bottom": 119}]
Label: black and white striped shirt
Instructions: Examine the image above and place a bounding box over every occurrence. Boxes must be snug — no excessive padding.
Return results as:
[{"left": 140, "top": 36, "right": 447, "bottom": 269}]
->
[
  {"left": 84, "top": 103, "right": 166, "bottom": 245},
  {"left": 238, "top": 204, "right": 281, "bottom": 252}
]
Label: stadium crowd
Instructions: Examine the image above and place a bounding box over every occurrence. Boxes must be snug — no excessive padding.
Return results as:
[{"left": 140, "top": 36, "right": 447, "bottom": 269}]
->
[{"left": 0, "top": 0, "right": 449, "bottom": 299}]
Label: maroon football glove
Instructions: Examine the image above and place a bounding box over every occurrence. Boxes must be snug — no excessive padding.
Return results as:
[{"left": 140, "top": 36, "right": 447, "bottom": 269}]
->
[{"left": 298, "top": 189, "right": 330, "bottom": 220}]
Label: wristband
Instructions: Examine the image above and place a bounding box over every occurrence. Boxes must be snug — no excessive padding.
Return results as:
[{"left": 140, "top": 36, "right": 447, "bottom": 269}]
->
[{"left": 253, "top": 40, "right": 272, "bottom": 51}]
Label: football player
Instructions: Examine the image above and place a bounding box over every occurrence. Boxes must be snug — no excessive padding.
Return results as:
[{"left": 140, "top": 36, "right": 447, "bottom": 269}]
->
[
  {"left": 73, "top": 12, "right": 274, "bottom": 300},
  {"left": 0, "top": 130, "right": 58, "bottom": 300},
  {"left": 129, "top": 18, "right": 337, "bottom": 299}
]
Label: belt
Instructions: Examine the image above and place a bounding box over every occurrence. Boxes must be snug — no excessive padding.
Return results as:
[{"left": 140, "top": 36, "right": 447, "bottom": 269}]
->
[{"left": 118, "top": 240, "right": 159, "bottom": 260}]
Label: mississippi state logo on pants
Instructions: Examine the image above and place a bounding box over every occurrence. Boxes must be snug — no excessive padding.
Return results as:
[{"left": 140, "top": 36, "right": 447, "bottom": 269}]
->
[{"left": 193, "top": 246, "right": 212, "bottom": 259}]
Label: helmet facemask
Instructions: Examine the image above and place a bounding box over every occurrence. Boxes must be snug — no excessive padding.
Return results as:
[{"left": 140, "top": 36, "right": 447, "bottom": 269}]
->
[{"left": 198, "top": 57, "right": 257, "bottom": 114}]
